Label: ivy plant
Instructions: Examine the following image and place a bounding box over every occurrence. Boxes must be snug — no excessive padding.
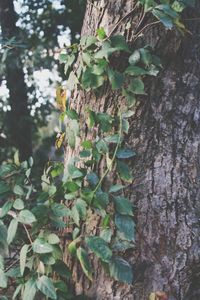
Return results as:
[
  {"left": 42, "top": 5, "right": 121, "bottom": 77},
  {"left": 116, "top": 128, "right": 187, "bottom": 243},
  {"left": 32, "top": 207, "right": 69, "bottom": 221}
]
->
[{"left": 0, "top": 0, "right": 195, "bottom": 299}]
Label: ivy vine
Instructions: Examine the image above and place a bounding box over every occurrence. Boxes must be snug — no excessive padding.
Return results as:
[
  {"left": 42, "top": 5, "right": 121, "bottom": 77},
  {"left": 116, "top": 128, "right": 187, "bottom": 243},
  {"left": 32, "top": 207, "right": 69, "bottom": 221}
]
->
[{"left": 0, "top": 1, "right": 195, "bottom": 299}]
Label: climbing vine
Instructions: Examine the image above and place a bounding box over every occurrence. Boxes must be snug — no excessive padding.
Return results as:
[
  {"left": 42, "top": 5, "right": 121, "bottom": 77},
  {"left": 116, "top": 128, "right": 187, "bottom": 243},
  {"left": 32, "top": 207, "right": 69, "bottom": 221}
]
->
[{"left": 0, "top": 1, "right": 195, "bottom": 299}]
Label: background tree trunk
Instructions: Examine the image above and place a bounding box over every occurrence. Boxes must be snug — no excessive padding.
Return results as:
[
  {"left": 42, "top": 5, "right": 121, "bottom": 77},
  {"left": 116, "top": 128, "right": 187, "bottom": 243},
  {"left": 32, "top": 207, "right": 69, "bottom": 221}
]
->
[
  {"left": 64, "top": 1, "right": 200, "bottom": 299},
  {"left": 0, "top": 0, "right": 32, "bottom": 161}
]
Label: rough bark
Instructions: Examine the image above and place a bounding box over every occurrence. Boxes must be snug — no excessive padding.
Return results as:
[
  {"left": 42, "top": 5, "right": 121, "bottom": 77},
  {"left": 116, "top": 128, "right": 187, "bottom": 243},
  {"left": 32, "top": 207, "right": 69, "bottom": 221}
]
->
[
  {"left": 0, "top": 0, "right": 32, "bottom": 161},
  {"left": 64, "top": 1, "right": 200, "bottom": 299}
]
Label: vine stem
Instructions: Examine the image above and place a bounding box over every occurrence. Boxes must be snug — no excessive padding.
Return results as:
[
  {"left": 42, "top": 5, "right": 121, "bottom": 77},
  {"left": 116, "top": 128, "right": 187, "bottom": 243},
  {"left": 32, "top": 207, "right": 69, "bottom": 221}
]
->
[
  {"left": 23, "top": 224, "right": 33, "bottom": 245},
  {"left": 93, "top": 111, "right": 122, "bottom": 196},
  {"left": 107, "top": 2, "right": 138, "bottom": 38}
]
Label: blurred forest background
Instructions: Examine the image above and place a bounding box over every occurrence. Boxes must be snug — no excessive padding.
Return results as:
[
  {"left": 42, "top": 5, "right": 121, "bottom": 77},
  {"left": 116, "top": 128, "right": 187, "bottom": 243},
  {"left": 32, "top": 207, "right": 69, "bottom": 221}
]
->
[{"left": 0, "top": 0, "right": 86, "bottom": 172}]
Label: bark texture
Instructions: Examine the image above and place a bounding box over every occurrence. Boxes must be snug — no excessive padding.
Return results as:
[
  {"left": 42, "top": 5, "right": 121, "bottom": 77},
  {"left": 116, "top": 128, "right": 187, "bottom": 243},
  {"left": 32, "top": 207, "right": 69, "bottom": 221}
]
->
[
  {"left": 0, "top": 0, "right": 32, "bottom": 161},
  {"left": 64, "top": 1, "right": 200, "bottom": 299}
]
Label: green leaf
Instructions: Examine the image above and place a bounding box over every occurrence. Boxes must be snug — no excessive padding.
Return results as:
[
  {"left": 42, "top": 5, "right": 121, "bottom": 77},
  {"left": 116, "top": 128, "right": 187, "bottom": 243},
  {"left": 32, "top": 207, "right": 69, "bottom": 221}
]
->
[
  {"left": 125, "top": 66, "right": 147, "bottom": 76},
  {"left": 156, "top": 4, "right": 178, "bottom": 18},
  {"left": 100, "top": 229, "right": 112, "bottom": 243},
  {"left": 51, "top": 203, "right": 70, "bottom": 217},
  {"left": 0, "top": 164, "right": 15, "bottom": 178},
  {"left": 96, "top": 27, "right": 107, "bottom": 40},
  {"left": 7, "top": 219, "right": 18, "bottom": 245},
  {"left": 13, "top": 198, "right": 24, "bottom": 210},
  {"left": 112, "top": 196, "right": 133, "bottom": 216},
  {"left": 116, "top": 149, "right": 136, "bottom": 159},
  {"left": 36, "top": 275, "right": 57, "bottom": 300},
  {"left": 104, "top": 134, "right": 121, "bottom": 144},
  {"left": 129, "top": 50, "right": 140, "bottom": 64},
  {"left": 20, "top": 244, "right": 29, "bottom": 276},
  {"left": 77, "top": 247, "right": 92, "bottom": 281},
  {"left": 81, "top": 140, "right": 93, "bottom": 149},
  {"left": 109, "top": 257, "right": 133, "bottom": 284},
  {"left": 47, "top": 233, "right": 60, "bottom": 245},
  {"left": 80, "top": 35, "right": 97, "bottom": 48},
  {"left": 93, "top": 192, "right": 109, "bottom": 210},
  {"left": 107, "top": 68, "right": 124, "bottom": 90},
  {"left": 152, "top": 9, "right": 173, "bottom": 29},
  {"left": 66, "top": 109, "right": 79, "bottom": 120},
  {"left": 17, "top": 210, "right": 36, "bottom": 224},
  {"left": 13, "top": 185, "right": 24, "bottom": 196},
  {"left": 96, "top": 139, "right": 109, "bottom": 154},
  {"left": 128, "top": 78, "right": 146, "bottom": 95},
  {"left": 22, "top": 279, "right": 37, "bottom": 300},
  {"left": 86, "top": 236, "right": 112, "bottom": 262},
  {"left": 96, "top": 113, "right": 113, "bottom": 132},
  {"left": 109, "top": 185, "right": 124, "bottom": 193},
  {"left": 0, "top": 200, "right": 13, "bottom": 218},
  {"left": 110, "top": 35, "right": 130, "bottom": 52},
  {"left": 139, "top": 48, "right": 152, "bottom": 66},
  {"left": 0, "top": 181, "right": 10, "bottom": 195},
  {"left": 115, "top": 214, "right": 135, "bottom": 241},
  {"left": 0, "top": 269, "right": 7, "bottom": 288},
  {"left": 87, "top": 172, "right": 99, "bottom": 187},
  {"left": 117, "top": 160, "right": 133, "bottom": 182},
  {"left": 65, "top": 181, "right": 80, "bottom": 193},
  {"left": 32, "top": 238, "right": 53, "bottom": 254},
  {"left": 66, "top": 71, "right": 78, "bottom": 90},
  {"left": 13, "top": 284, "right": 22, "bottom": 299},
  {"left": 82, "top": 67, "right": 104, "bottom": 90},
  {"left": 52, "top": 260, "right": 71, "bottom": 279},
  {"left": 59, "top": 53, "right": 68, "bottom": 63}
]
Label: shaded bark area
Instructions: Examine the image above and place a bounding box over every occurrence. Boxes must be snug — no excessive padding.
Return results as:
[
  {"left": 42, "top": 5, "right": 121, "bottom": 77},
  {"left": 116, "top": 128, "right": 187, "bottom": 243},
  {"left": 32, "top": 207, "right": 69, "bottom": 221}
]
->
[
  {"left": 64, "top": 1, "right": 200, "bottom": 299},
  {"left": 0, "top": 0, "right": 32, "bottom": 161}
]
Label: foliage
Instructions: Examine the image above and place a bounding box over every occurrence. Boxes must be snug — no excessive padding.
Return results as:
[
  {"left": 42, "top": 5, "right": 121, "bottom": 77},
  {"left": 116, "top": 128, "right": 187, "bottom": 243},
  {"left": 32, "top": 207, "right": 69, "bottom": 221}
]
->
[{"left": 0, "top": 0, "right": 194, "bottom": 298}]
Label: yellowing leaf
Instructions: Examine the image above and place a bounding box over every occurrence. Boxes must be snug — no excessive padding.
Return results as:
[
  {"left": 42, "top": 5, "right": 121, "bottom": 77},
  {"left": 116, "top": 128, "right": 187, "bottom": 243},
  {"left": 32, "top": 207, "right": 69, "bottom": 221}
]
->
[
  {"left": 149, "top": 293, "right": 156, "bottom": 300},
  {"left": 56, "top": 87, "right": 67, "bottom": 111},
  {"left": 55, "top": 132, "right": 66, "bottom": 149}
]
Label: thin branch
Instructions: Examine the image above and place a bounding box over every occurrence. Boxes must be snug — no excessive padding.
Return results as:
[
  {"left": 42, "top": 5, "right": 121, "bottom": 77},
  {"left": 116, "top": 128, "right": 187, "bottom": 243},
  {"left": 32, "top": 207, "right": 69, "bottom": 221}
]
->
[
  {"left": 108, "top": 2, "right": 138, "bottom": 38},
  {"left": 133, "top": 20, "right": 160, "bottom": 42},
  {"left": 23, "top": 224, "right": 33, "bottom": 244}
]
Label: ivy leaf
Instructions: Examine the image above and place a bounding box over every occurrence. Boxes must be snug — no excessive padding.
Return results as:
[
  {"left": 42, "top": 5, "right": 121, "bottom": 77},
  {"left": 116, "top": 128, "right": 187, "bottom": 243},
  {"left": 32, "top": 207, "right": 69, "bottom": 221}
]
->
[
  {"left": 52, "top": 260, "right": 71, "bottom": 279},
  {"left": 7, "top": 219, "right": 18, "bottom": 245},
  {"left": 80, "top": 35, "right": 97, "bottom": 48},
  {"left": 152, "top": 9, "right": 173, "bottom": 29},
  {"left": 87, "top": 172, "right": 99, "bottom": 187},
  {"left": 86, "top": 236, "right": 112, "bottom": 263},
  {"left": 13, "top": 198, "right": 24, "bottom": 210},
  {"left": 93, "top": 191, "right": 109, "bottom": 210},
  {"left": 139, "top": 48, "right": 152, "bottom": 66},
  {"left": 77, "top": 247, "right": 92, "bottom": 281},
  {"left": 13, "top": 185, "right": 24, "bottom": 196},
  {"left": 22, "top": 279, "right": 37, "bottom": 300},
  {"left": 104, "top": 134, "right": 121, "bottom": 144},
  {"left": 100, "top": 229, "right": 112, "bottom": 243},
  {"left": 32, "top": 238, "right": 53, "bottom": 254},
  {"left": 117, "top": 160, "right": 133, "bottom": 182},
  {"left": 0, "top": 200, "right": 13, "bottom": 218},
  {"left": 128, "top": 78, "right": 146, "bottom": 95},
  {"left": 82, "top": 67, "right": 104, "bottom": 90},
  {"left": 129, "top": 50, "right": 140, "bottom": 64},
  {"left": 0, "top": 182, "right": 10, "bottom": 195},
  {"left": 115, "top": 214, "right": 135, "bottom": 241},
  {"left": 17, "top": 210, "right": 36, "bottom": 225},
  {"left": 116, "top": 149, "right": 136, "bottom": 159},
  {"left": 96, "top": 113, "right": 113, "bottom": 132},
  {"left": 112, "top": 196, "right": 133, "bottom": 216},
  {"left": 47, "top": 233, "right": 60, "bottom": 245},
  {"left": 107, "top": 68, "right": 124, "bottom": 90},
  {"left": 96, "top": 139, "right": 109, "bottom": 154},
  {"left": 36, "top": 275, "right": 57, "bottom": 300},
  {"left": 109, "top": 257, "right": 133, "bottom": 284},
  {"left": 96, "top": 27, "right": 107, "bottom": 40},
  {"left": 0, "top": 269, "right": 7, "bottom": 288},
  {"left": 20, "top": 244, "right": 29, "bottom": 276},
  {"left": 109, "top": 184, "right": 124, "bottom": 193},
  {"left": 110, "top": 35, "right": 130, "bottom": 52},
  {"left": 125, "top": 66, "right": 147, "bottom": 76}
]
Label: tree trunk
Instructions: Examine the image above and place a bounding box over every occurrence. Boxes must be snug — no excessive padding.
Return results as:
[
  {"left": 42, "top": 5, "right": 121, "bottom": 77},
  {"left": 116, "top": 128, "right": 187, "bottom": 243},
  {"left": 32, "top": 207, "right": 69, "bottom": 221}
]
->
[
  {"left": 0, "top": 0, "right": 32, "bottom": 161},
  {"left": 64, "top": 1, "right": 200, "bottom": 299}
]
